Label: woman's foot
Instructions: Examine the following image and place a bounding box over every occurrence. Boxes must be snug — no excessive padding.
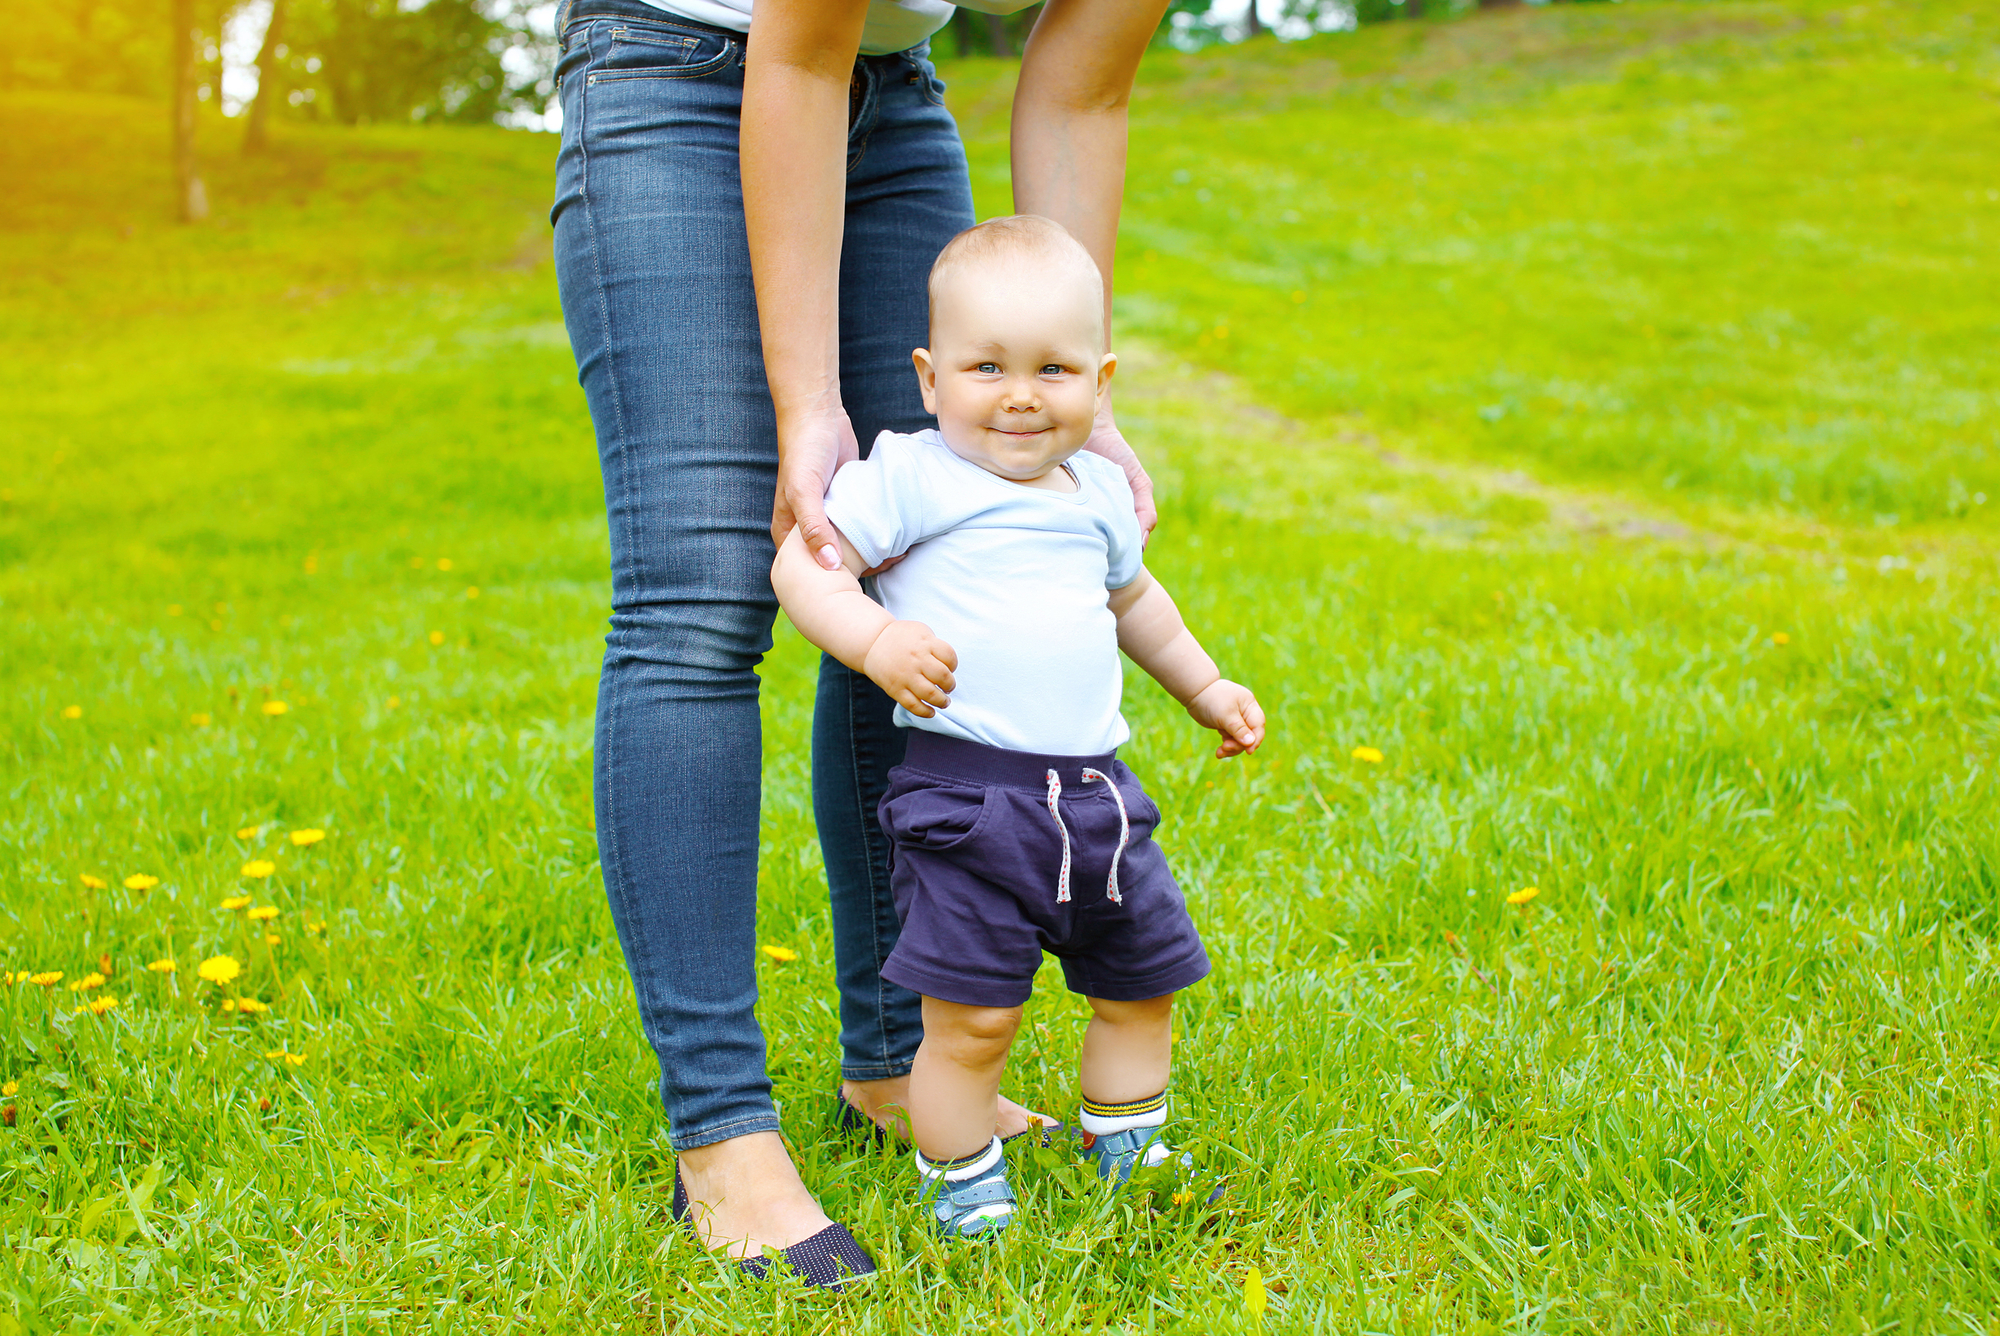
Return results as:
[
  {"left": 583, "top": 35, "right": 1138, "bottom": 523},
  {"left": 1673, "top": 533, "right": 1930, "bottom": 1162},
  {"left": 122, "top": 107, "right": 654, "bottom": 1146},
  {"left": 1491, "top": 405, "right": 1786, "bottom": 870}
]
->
[
  {"left": 675, "top": 1131, "right": 833, "bottom": 1260},
  {"left": 841, "top": 1076, "right": 1053, "bottom": 1141}
]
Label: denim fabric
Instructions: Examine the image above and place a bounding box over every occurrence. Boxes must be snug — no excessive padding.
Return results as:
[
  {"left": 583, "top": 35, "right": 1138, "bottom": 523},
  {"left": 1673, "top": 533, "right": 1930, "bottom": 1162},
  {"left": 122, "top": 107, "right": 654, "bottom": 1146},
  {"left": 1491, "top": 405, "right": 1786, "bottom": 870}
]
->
[{"left": 551, "top": 0, "right": 970, "bottom": 1150}]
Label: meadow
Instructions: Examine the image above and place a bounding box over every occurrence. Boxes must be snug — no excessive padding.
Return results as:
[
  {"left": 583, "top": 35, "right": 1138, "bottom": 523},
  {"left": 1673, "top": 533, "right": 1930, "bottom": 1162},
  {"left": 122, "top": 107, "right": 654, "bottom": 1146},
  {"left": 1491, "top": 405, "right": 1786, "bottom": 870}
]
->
[{"left": 3, "top": 0, "right": 1999, "bottom": 1330}]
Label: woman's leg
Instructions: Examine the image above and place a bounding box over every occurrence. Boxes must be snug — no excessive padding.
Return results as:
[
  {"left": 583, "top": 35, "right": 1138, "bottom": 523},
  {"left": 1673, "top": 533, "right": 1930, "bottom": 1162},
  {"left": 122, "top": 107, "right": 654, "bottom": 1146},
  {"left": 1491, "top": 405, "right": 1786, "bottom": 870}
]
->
[
  {"left": 813, "top": 43, "right": 975, "bottom": 1093},
  {"left": 551, "top": 6, "right": 826, "bottom": 1253}
]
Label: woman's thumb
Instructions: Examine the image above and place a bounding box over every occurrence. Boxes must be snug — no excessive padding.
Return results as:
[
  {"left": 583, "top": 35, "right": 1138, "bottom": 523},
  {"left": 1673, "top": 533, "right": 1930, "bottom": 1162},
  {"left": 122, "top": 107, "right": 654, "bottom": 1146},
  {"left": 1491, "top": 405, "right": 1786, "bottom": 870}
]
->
[{"left": 794, "top": 501, "right": 842, "bottom": 572}]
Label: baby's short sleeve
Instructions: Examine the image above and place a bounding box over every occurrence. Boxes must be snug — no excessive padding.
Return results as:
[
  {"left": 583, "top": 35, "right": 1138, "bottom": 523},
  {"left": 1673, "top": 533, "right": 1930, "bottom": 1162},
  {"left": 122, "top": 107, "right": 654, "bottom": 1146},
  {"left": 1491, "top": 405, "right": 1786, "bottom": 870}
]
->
[
  {"left": 824, "top": 431, "right": 932, "bottom": 571},
  {"left": 1097, "top": 464, "right": 1145, "bottom": 590}
]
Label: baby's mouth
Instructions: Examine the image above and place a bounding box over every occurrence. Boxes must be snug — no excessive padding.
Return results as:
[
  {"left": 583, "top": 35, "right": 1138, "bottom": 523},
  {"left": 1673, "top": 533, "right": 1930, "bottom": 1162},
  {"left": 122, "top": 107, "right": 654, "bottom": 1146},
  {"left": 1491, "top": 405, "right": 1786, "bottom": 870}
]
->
[{"left": 990, "top": 424, "right": 1051, "bottom": 438}]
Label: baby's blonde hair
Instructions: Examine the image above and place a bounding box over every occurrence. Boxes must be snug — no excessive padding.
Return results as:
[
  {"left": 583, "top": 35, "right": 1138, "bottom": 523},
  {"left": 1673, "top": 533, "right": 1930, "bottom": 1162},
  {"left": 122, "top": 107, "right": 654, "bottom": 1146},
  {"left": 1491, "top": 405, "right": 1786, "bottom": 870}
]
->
[{"left": 927, "top": 215, "right": 1104, "bottom": 336}]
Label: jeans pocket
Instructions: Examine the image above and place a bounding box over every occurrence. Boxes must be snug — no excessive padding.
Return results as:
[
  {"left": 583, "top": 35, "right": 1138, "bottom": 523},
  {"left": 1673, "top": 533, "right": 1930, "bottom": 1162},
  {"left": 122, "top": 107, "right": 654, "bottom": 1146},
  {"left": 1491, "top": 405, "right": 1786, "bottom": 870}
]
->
[
  {"left": 587, "top": 22, "right": 737, "bottom": 82},
  {"left": 914, "top": 56, "right": 948, "bottom": 107}
]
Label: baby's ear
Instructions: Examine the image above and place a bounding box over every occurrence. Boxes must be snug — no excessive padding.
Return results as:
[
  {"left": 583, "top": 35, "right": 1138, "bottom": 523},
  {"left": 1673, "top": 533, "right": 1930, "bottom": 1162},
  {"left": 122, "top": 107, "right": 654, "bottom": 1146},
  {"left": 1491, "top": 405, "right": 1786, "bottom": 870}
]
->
[
  {"left": 912, "top": 348, "right": 939, "bottom": 414},
  {"left": 1097, "top": 352, "right": 1118, "bottom": 394}
]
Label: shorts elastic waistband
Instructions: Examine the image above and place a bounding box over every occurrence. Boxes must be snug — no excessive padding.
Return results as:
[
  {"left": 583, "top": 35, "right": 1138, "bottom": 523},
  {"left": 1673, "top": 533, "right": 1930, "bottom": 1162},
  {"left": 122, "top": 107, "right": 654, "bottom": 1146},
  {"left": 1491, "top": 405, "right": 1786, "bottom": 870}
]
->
[{"left": 900, "top": 729, "right": 1117, "bottom": 791}]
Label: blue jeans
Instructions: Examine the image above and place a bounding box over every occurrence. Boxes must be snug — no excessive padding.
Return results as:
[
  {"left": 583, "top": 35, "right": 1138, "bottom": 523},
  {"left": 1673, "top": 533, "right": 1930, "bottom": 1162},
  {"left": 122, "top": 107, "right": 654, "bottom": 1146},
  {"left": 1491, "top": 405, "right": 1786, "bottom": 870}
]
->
[{"left": 550, "top": 0, "right": 973, "bottom": 1151}]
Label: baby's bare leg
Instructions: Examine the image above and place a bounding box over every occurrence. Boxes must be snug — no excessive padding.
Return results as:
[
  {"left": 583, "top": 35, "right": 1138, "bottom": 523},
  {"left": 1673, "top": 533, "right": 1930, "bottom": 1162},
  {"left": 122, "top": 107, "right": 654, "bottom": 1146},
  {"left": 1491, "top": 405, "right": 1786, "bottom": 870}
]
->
[
  {"left": 908, "top": 998, "right": 1024, "bottom": 1163},
  {"left": 1080, "top": 993, "right": 1174, "bottom": 1105}
]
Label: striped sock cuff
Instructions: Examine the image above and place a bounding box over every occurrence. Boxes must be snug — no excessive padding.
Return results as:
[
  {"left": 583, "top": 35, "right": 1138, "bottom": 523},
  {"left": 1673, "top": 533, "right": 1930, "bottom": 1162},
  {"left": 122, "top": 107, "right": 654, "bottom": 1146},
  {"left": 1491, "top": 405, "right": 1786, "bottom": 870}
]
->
[
  {"left": 916, "top": 1136, "right": 1003, "bottom": 1182},
  {"left": 1079, "top": 1089, "right": 1168, "bottom": 1135}
]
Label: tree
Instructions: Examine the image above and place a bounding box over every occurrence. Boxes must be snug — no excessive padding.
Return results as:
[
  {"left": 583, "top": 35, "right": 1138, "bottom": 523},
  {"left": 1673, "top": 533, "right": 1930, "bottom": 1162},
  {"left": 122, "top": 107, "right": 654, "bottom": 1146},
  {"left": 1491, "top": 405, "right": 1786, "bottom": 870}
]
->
[
  {"left": 171, "top": 0, "right": 209, "bottom": 220},
  {"left": 243, "top": 0, "right": 289, "bottom": 153}
]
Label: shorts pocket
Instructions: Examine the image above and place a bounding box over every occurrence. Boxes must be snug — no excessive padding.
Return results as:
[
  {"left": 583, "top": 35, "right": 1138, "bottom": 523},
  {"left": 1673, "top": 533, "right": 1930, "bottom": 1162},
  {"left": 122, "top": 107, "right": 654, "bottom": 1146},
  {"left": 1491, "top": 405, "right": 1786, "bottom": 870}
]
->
[{"left": 880, "top": 783, "right": 991, "bottom": 853}]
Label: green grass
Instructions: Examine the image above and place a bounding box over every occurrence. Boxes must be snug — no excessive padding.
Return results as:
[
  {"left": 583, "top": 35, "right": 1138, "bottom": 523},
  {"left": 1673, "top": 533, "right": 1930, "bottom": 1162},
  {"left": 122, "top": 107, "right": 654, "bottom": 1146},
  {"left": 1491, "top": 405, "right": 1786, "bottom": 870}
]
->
[{"left": 4, "top": 1, "right": 2000, "bottom": 1330}]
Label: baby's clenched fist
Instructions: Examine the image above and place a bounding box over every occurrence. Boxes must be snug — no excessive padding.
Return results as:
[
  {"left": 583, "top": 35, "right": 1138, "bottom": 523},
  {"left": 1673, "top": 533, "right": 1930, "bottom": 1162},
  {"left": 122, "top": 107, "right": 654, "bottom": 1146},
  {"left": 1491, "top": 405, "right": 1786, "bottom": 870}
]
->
[
  {"left": 1187, "top": 679, "right": 1266, "bottom": 759},
  {"left": 863, "top": 620, "right": 959, "bottom": 718}
]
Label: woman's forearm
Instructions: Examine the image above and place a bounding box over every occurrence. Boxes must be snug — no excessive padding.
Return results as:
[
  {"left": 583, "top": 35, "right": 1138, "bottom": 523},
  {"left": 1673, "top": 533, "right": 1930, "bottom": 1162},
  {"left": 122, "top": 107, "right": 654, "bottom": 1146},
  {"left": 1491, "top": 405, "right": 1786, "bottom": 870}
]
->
[
  {"left": 1012, "top": 0, "right": 1172, "bottom": 329},
  {"left": 741, "top": 0, "right": 869, "bottom": 426}
]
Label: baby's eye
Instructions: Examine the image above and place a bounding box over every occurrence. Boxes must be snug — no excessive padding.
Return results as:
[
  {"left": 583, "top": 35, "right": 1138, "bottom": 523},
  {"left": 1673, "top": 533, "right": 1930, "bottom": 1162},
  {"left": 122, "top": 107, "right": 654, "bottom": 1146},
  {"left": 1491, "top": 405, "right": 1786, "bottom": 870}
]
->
[
  {"left": 976, "top": 362, "right": 1001, "bottom": 374},
  {"left": 1041, "top": 364, "right": 1067, "bottom": 376}
]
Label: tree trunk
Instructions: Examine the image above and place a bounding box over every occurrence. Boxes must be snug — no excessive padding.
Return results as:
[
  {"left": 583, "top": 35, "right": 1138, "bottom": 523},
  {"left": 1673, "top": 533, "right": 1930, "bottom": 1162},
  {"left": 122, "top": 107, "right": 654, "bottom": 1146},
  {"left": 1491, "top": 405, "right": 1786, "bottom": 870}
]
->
[
  {"left": 172, "top": 0, "right": 209, "bottom": 221},
  {"left": 984, "top": 12, "right": 1014, "bottom": 57},
  {"left": 243, "top": 0, "right": 287, "bottom": 154},
  {"left": 1245, "top": 1, "right": 1262, "bottom": 37}
]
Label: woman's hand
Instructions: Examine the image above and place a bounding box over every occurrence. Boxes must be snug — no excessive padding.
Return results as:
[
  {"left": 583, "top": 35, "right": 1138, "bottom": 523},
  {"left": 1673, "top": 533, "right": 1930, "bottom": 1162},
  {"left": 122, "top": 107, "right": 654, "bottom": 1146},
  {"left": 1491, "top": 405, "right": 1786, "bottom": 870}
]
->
[
  {"left": 773, "top": 408, "right": 861, "bottom": 571},
  {"left": 1080, "top": 398, "right": 1158, "bottom": 545}
]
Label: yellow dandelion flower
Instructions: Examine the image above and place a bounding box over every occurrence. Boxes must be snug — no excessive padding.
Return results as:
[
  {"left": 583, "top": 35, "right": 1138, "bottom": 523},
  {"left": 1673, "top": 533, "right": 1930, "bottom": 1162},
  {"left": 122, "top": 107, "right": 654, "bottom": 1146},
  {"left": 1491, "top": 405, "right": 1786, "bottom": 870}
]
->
[
  {"left": 88, "top": 995, "right": 119, "bottom": 1015},
  {"left": 289, "top": 829, "right": 326, "bottom": 847},
  {"left": 1171, "top": 1190, "right": 1195, "bottom": 1206},
  {"left": 386, "top": 696, "right": 401, "bottom": 709},
  {"left": 62, "top": 705, "right": 82, "bottom": 719},
  {"left": 235, "top": 825, "right": 262, "bottom": 839},
  {"left": 221, "top": 998, "right": 238, "bottom": 1012},
  {"left": 1771, "top": 632, "right": 1791, "bottom": 646},
  {"left": 1351, "top": 746, "right": 1384, "bottom": 764},
  {"left": 124, "top": 874, "right": 160, "bottom": 891},
  {"left": 305, "top": 919, "right": 327, "bottom": 936},
  {"left": 30, "top": 972, "right": 63, "bottom": 987},
  {"left": 197, "top": 955, "right": 241, "bottom": 985},
  {"left": 236, "top": 997, "right": 271, "bottom": 1015},
  {"left": 191, "top": 712, "right": 212, "bottom": 727},
  {"left": 1245, "top": 1267, "right": 1267, "bottom": 1317},
  {"left": 261, "top": 700, "right": 289, "bottom": 716},
  {"left": 263, "top": 933, "right": 281, "bottom": 946},
  {"left": 1506, "top": 886, "right": 1540, "bottom": 906},
  {"left": 79, "top": 874, "right": 107, "bottom": 890},
  {"left": 436, "top": 557, "right": 453, "bottom": 571},
  {"left": 241, "top": 861, "right": 276, "bottom": 880},
  {"left": 68, "top": 973, "right": 105, "bottom": 992},
  {"left": 465, "top": 586, "right": 479, "bottom": 599},
  {"left": 760, "top": 945, "right": 800, "bottom": 963},
  {"left": 221, "top": 894, "right": 253, "bottom": 910},
  {"left": 1, "top": 1081, "right": 15, "bottom": 1096},
  {"left": 146, "top": 959, "right": 176, "bottom": 974},
  {"left": 248, "top": 905, "right": 280, "bottom": 922},
  {"left": 264, "top": 1049, "right": 308, "bottom": 1066},
  {"left": 428, "top": 631, "right": 445, "bottom": 646}
]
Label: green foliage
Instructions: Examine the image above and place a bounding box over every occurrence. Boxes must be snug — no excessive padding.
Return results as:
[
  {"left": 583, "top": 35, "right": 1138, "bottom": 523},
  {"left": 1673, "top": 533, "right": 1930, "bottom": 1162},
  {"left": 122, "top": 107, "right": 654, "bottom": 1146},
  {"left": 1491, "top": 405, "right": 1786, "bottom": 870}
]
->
[
  {"left": 4, "top": 2, "right": 2000, "bottom": 1330},
  {"left": 287, "top": 0, "right": 535, "bottom": 124},
  {"left": 3, "top": 0, "right": 171, "bottom": 100}
]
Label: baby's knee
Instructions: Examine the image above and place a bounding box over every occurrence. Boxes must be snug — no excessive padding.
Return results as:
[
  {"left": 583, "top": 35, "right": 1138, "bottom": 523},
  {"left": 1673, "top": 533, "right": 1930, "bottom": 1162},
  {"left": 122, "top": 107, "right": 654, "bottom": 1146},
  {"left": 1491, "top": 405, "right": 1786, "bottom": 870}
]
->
[{"left": 929, "top": 1003, "right": 1022, "bottom": 1066}]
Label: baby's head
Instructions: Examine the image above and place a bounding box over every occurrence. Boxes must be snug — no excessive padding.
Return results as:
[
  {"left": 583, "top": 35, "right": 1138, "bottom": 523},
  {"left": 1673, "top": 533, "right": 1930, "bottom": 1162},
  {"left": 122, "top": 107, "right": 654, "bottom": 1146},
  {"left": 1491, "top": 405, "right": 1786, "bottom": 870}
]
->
[{"left": 914, "top": 216, "right": 1116, "bottom": 485}]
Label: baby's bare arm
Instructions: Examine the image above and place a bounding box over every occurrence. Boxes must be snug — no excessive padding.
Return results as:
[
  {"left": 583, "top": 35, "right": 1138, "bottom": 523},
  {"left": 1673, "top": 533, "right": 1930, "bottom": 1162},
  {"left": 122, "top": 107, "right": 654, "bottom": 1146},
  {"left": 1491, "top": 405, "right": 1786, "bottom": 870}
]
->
[
  {"left": 772, "top": 527, "right": 957, "bottom": 717},
  {"left": 1110, "top": 568, "right": 1265, "bottom": 757}
]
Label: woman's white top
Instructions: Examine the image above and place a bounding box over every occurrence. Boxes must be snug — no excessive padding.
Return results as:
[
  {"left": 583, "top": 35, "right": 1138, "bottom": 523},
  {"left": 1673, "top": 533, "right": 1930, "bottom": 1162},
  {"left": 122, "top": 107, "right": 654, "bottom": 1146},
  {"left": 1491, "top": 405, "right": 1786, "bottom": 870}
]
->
[
  {"left": 638, "top": 0, "right": 1038, "bottom": 57},
  {"left": 824, "top": 429, "right": 1146, "bottom": 756}
]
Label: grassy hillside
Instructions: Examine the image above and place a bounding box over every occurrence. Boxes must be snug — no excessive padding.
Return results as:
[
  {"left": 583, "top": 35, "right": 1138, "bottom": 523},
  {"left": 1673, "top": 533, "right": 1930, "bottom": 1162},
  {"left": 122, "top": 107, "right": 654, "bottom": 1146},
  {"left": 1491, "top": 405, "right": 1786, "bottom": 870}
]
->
[{"left": 3, "top": 2, "right": 2000, "bottom": 1332}]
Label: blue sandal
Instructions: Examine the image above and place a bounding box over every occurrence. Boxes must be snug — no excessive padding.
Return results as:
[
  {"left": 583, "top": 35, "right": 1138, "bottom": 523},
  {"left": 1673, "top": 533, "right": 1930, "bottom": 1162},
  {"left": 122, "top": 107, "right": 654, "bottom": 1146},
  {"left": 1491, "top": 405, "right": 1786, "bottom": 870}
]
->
[
  {"left": 1080, "top": 1127, "right": 1227, "bottom": 1205},
  {"left": 916, "top": 1137, "right": 1017, "bottom": 1239}
]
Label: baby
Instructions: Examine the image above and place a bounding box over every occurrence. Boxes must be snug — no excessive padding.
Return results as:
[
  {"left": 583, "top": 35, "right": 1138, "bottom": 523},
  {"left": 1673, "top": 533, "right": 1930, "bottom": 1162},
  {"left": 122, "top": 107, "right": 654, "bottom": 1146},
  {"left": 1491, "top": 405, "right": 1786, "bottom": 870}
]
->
[{"left": 773, "top": 215, "right": 1264, "bottom": 1238}]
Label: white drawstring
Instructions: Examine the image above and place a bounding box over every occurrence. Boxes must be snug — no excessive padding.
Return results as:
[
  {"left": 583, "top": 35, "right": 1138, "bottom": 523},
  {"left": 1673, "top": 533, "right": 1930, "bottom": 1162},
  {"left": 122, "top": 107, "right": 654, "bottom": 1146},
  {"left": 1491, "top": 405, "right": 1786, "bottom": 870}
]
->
[
  {"left": 1045, "top": 767, "right": 1130, "bottom": 906},
  {"left": 1045, "top": 769, "right": 1074, "bottom": 903},
  {"left": 1083, "top": 768, "right": 1130, "bottom": 906}
]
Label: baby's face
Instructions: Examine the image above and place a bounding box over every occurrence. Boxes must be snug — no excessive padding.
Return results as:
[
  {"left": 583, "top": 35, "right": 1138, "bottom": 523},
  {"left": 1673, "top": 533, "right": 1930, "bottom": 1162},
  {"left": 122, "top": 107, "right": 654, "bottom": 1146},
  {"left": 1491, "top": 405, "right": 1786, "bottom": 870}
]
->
[{"left": 913, "top": 261, "right": 1115, "bottom": 485}]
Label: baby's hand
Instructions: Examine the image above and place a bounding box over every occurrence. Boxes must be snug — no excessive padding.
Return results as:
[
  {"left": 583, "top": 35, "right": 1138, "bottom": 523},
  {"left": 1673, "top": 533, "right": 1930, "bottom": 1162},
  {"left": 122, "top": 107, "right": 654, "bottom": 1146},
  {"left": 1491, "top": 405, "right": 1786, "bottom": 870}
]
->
[
  {"left": 1187, "top": 680, "right": 1265, "bottom": 759},
  {"left": 864, "top": 620, "right": 958, "bottom": 718}
]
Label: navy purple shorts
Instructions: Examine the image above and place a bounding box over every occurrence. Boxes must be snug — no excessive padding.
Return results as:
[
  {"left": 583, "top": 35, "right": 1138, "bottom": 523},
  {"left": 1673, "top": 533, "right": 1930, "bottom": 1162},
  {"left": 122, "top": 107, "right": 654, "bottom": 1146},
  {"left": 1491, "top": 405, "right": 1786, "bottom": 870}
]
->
[{"left": 877, "top": 730, "right": 1211, "bottom": 1009}]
